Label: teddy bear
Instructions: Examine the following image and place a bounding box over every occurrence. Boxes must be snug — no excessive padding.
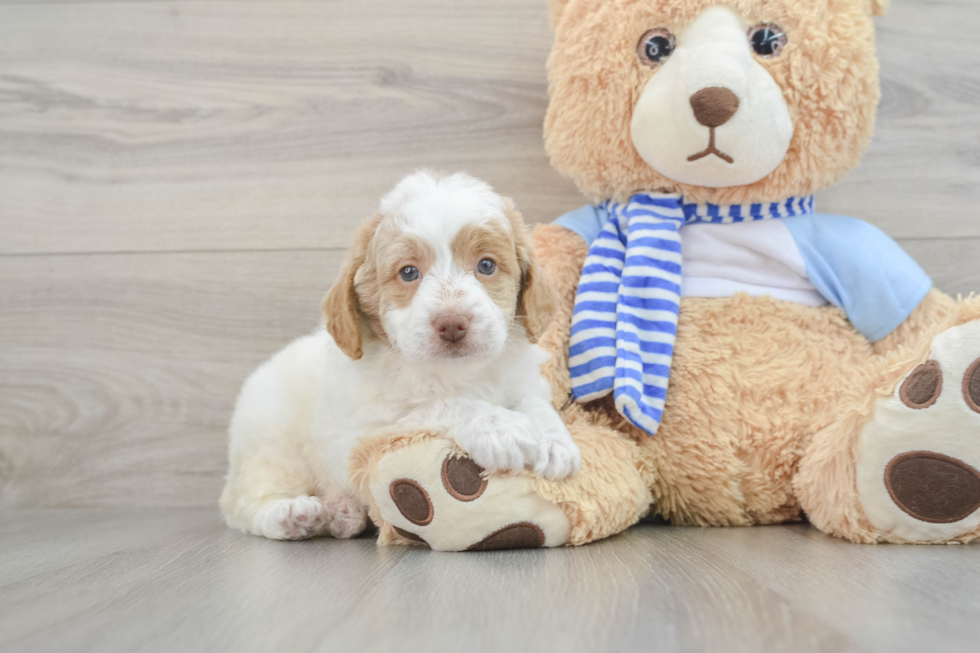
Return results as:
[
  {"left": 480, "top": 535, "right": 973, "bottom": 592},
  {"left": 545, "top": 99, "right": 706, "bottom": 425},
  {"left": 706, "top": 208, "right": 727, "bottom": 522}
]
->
[{"left": 347, "top": 0, "right": 980, "bottom": 550}]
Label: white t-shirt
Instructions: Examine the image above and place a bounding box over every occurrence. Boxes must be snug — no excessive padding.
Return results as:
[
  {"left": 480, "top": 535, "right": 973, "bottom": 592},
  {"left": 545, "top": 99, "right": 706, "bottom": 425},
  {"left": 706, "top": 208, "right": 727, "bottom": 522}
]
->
[{"left": 679, "top": 220, "right": 826, "bottom": 306}]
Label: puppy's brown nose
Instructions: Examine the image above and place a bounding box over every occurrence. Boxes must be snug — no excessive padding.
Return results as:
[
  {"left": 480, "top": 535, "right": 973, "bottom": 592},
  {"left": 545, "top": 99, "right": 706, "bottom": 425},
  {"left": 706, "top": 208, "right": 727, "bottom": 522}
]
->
[
  {"left": 690, "top": 87, "right": 740, "bottom": 128},
  {"left": 434, "top": 314, "right": 470, "bottom": 343}
]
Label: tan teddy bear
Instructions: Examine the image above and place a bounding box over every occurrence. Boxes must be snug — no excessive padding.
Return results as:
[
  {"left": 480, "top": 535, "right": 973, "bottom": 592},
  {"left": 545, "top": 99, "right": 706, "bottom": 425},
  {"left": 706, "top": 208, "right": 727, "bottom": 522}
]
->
[{"left": 350, "top": 0, "right": 980, "bottom": 550}]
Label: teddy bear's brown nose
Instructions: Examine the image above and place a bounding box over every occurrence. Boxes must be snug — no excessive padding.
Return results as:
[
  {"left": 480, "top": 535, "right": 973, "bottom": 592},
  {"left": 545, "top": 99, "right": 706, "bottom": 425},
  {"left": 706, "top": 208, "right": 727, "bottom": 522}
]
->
[{"left": 690, "top": 87, "right": 740, "bottom": 128}]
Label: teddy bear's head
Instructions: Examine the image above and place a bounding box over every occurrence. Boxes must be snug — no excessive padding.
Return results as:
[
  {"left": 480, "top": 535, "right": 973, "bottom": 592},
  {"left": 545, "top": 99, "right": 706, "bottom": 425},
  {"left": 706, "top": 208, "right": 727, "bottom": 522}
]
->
[{"left": 544, "top": 0, "right": 889, "bottom": 204}]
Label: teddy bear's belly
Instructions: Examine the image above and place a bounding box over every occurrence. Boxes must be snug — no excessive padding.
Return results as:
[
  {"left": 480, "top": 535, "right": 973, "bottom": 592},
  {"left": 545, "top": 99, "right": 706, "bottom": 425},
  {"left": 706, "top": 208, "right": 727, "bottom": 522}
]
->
[{"left": 602, "top": 294, "right": 876, "bottom": 527}]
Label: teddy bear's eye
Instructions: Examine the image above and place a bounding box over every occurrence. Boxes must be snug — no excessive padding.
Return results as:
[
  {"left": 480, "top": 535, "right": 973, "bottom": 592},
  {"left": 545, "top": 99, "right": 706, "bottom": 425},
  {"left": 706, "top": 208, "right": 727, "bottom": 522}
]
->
[
  {"left": 748, "top": 23, "right": 788, "bottom": 59},
  {"left": 637, "top": 28, "right": 676, "bottom": 68}
]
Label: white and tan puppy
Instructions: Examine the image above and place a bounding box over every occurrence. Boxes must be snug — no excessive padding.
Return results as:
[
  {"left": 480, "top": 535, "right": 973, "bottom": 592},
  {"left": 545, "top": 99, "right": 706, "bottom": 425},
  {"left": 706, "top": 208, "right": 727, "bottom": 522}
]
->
[{"left": 220, "top": 172, "right": 581, "bottom": 540}]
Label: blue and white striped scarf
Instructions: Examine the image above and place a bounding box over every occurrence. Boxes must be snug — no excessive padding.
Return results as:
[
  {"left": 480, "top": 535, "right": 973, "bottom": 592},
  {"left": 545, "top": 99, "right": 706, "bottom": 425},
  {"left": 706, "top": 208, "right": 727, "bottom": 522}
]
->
[{"left": 568, "top": 193, "right": 815, "bottom": 436}]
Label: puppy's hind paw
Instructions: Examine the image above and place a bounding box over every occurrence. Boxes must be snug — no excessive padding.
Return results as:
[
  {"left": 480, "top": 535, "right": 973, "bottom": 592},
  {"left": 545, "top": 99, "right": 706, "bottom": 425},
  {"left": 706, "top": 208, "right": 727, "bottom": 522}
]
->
[
  {"left": 327, "top": 496, "right": 368, "bottom": 539},
  {"left": 254, "top": 495, "right": 331, "bottom": 540}
]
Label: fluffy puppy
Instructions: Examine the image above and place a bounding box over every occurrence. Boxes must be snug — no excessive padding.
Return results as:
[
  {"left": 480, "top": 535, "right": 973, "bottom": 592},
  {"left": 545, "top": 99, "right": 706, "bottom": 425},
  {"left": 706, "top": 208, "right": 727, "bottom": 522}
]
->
[{"left": 220, "top": 172, "right": 581, "bottom": 540}]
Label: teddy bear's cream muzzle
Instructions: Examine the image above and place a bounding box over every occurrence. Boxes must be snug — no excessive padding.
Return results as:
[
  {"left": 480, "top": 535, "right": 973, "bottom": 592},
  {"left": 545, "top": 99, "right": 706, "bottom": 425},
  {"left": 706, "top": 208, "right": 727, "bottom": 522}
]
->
[{"left": 630, "top": 5, "right": 794, "bottom": 189}]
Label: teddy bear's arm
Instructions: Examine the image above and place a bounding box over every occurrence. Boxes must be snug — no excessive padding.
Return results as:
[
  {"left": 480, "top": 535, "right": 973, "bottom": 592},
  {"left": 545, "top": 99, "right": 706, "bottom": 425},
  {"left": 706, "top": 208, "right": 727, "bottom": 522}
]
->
[{"left": 872, "top": 288, "right": 957, "bottom": 356}]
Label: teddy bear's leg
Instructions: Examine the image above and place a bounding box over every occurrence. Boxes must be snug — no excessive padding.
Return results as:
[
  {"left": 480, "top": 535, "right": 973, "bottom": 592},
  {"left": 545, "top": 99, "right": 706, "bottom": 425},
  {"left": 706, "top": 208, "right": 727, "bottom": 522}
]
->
[
  {"left": 796, "top": 295, "right": 980, "bottom": 543},
  {"left": 348, "top": 419, "right": 651, "bottom": 551}
]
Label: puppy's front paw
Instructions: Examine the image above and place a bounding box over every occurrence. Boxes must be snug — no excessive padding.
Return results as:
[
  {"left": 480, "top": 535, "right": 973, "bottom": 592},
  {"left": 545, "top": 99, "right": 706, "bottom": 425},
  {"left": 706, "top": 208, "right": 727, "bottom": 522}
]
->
[
  {"left": 327, "top": 495, "right": 368, "bottom": 539},
  {"left": 254, "top": 495, "right": 330, "bottom": 540},
  {"left": 455, "top": 411, "right": 538, "bottom": 474},
  {"left": 533, "top": 428, "right": 582, "bottom": 481}
]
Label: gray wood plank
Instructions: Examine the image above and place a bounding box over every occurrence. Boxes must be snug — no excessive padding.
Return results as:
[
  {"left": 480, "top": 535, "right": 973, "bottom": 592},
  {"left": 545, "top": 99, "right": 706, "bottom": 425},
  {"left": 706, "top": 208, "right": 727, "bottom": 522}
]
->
[
  {"left": 817, "top": 0, "right": 980, "bottom": 232},
  {"left": 1, "top": 0, "right": 979, "bottom": 257},
  {"left": 900, "top": 238, "right": 980, "bottom": 298},
  {"left": 0, "top": 0, "right": 577, "bottom": 255},
  {"left": 0, "top": 508, "right": 218, "bottom": 586},
  {"left": 667, "top": 526, "right": 980, "bottom": 653},
  {"left": 2, "top": 510, "right": 978, "bottom": 653},
  {"left": 0, "top": 250, "right": 343, "bottom": 508}
]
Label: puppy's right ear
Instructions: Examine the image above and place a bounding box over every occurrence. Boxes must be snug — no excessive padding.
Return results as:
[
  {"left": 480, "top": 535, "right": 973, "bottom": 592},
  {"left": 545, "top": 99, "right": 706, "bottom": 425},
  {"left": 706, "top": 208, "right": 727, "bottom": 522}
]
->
[{"left": 323, "top": 215, "right": 382, "bottom": 361}]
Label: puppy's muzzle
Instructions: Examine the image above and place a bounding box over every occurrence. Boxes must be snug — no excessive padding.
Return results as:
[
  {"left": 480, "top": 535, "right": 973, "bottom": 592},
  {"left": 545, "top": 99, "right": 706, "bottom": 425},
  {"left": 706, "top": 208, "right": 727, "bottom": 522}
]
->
[{"left": 434, "top": 314, "right": 470, "bottom": 344}]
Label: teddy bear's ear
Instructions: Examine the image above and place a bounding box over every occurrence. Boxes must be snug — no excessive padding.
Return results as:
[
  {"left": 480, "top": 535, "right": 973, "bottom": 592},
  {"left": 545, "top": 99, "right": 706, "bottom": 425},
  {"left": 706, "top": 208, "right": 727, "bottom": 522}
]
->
[
  {"left": 548, "top": 0, "right": 571, "bottom": 30},
  {"left": 871, "top": 0, "right": 890, "bottom": 16}
]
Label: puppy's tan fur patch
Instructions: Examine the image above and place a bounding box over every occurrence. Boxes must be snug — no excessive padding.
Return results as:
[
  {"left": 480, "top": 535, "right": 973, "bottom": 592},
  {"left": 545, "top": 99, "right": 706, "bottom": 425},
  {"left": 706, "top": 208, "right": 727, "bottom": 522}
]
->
[
  {"left": 504, "top": 202, "right": 556, "bottom": 343},
  {"left": 324, "top": 215, "right": 441, "bottom": 357},
  {"left": 363, "top": 222, "right": 437, "bottom": 334},
  {"left": 323, "top": 214, "right": 383, "bottom": 360},
  {"left": 452, "top": 221, "right": 521, "bottom": 313},
  {"left": 324, "top": 198, "right": 555, "bottom": 358}
]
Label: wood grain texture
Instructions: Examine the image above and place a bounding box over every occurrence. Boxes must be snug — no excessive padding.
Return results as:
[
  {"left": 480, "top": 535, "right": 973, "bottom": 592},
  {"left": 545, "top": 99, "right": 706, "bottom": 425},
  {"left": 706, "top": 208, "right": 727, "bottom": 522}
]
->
[
  {"left": 0, "top": 250, "right": 343, "bottom": 507},
  {"left": 0, "top": 0, "right": 577, "bottom": 255},
  {"left": 1, "top": 0, "right": 979, "bottom": 257},
  {"left": 1, "top": 512, "right": 978, "bottom": 653}
]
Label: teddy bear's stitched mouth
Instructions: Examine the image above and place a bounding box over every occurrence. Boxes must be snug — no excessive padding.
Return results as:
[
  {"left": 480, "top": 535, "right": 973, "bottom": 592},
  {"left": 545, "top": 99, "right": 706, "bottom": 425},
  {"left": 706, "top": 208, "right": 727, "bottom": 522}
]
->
[{"left": 687, "top": 127, "right": 734, "bottom": 164}]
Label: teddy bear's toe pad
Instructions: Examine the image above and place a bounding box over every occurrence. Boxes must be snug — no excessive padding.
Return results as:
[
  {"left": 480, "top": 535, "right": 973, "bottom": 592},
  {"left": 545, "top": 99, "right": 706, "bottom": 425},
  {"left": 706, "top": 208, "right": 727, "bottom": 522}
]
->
[
  {"left": 885, "top": 451, "right": 980, "bottom": 523},
  {"left": 388, "top": 480, "right": 433, "bottom": 525},
  {"left": 467, "top": 522, "right": 545, "bottom": 550},
  {"left": 371, "top": 438, "right": 569, "bottom": 551},
  {"left": 858, "top": 320, "right": 980, "bottom": 542},
  {"left": 441, "top": 455, "right": 487, "bottom": 501}
]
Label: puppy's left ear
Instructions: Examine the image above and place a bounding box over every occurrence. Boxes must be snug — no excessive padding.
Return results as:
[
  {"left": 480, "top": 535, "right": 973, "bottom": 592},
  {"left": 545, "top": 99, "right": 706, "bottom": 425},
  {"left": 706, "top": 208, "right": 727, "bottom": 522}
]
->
[
  {"left": 505, "top": 200, "right": 556, "bottom": 343},
  {"left": 871, "top": 0, "right": 889, "bottom": 16}
]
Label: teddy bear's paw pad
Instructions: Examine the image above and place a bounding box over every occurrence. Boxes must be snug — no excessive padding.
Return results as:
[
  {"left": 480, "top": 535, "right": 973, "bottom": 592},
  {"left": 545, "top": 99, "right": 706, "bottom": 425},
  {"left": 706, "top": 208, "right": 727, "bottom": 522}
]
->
[
  {"left": 253, "top": 496, "right": 330, "bottom": 540},
  {"left": 467, "top": 522, "right": 545, "bottom": 551},
  {"left": 884, "top": 452, "right": 980, "bottom": 524},
  {"left": 441, "top": 455, "right": 487, "bottom": 501},
  {"left": 392, "top": 526, "right": 427, "bottom": 543},
  {"left": 857, "top": 319, "right": 980, "bottom": 542},
  {"left": 388, "top": 479, "right": 433, "bottom": 526},
  {"left": 371, "top": 438, "right": 569, "bottom": 551}
]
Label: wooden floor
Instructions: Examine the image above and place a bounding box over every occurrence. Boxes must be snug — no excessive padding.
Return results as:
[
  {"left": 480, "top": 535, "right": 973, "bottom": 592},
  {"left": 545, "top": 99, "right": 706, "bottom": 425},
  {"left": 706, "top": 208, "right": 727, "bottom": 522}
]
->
[
  {"left": 3, "top": 510, "right": 980, "bottom": 653},
  {"left": 2, "top": 0, "right": 980, "bottom": 651}
]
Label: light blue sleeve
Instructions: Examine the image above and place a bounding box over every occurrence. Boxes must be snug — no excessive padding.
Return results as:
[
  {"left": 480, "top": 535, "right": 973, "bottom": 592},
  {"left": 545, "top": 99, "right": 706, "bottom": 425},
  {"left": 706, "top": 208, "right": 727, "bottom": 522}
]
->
[
  {"left": 554, "top": 204, "right": 610, "bottom": 246},
  {"left": 782, "top": 214, "right": 933, "bottom": 342}
]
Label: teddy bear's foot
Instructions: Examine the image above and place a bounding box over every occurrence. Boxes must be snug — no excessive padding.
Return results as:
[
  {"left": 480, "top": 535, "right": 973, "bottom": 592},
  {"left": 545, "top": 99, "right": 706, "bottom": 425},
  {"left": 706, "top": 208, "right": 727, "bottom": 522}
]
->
[
  {"left": 368, "top": 437, "right": 570, "bottom": 551},
  {"left": 856, "top": 318, "right": 980, "bottom": 543}
]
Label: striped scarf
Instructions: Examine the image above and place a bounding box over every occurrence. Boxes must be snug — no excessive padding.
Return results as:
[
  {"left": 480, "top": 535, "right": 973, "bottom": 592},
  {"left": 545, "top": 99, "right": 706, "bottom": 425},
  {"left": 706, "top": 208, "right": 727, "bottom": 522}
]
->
[{"left": 568, "top": 193, "right": 815, "bottom": 436}]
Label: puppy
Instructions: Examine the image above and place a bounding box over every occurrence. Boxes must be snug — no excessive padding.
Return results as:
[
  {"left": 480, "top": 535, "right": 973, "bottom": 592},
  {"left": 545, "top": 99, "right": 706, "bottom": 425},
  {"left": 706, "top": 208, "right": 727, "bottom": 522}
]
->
[{"left": 220, "top": 172, "right": 581, "bottom": 540}]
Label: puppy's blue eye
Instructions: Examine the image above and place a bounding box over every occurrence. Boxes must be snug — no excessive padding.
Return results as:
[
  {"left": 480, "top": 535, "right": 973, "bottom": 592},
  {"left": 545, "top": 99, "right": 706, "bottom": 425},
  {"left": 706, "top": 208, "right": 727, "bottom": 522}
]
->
[
  {"left": 477, "top": 258, "right": 497, "bottom": 275},
  {"left": 400, "top": 266, "right": 419, "bottom": 282}
]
